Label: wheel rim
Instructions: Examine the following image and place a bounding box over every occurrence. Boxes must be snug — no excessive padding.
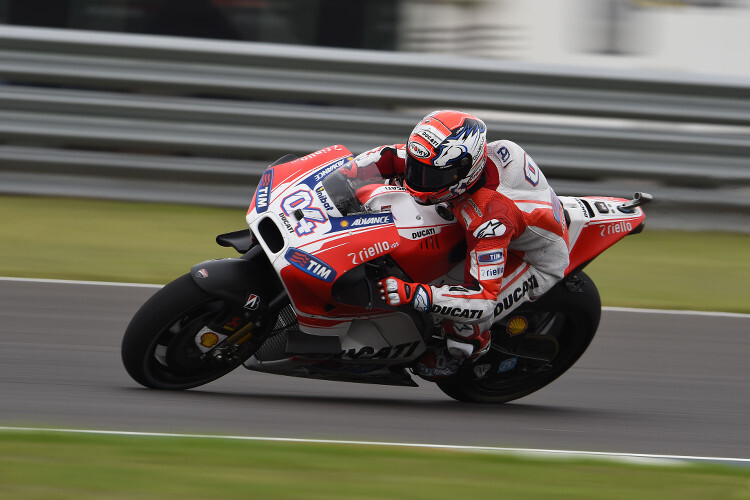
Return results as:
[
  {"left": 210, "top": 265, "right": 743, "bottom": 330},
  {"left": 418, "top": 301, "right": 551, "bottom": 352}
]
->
[
  {"left": 461, "top": 308, "right": 593, "bottom": 397},
  {"left": 143, "top": 298, "right": 243, "bottom": 387}
]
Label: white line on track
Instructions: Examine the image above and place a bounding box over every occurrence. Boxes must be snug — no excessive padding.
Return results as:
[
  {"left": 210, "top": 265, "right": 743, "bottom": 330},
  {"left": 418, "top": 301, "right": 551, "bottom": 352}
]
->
[
  {"left": 2, "top": 276, "right": 749, "bottom": 319},
  {"left": 603, "top": 306, "right": 750, "bottom": 319},
  {"left": 0, "top": 276, "right": 162, "bottom": 288},
  {"left": 0, "top": 426, "right": 747, "bottom": 466}
]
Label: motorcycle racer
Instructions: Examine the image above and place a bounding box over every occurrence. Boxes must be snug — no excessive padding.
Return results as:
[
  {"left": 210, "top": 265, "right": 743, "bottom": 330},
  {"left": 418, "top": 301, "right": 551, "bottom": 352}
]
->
[{"left": 346, "top": 110, "right": 570, "bottom": 379}]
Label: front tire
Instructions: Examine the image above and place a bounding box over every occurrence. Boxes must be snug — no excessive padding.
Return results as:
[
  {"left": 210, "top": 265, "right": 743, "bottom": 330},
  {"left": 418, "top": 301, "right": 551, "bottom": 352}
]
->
[
  {"left": 436, "top": 272, "right": 601, "bottom": 404},
  {"left": 122, "top": 274, "right": 255, "bottom": 390}
]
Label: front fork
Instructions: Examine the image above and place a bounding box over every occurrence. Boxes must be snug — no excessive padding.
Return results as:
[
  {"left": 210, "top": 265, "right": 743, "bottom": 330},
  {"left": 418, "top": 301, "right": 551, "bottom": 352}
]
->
[{"left": 189, "top": 245, "right": 287, "bottom": 365}]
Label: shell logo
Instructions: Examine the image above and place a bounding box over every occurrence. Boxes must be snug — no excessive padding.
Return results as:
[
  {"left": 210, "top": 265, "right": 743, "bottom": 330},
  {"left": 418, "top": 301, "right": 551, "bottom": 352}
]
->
[
  {"left": 506, "top": 316, "right": 528, "bottom": 336},
  {"left": 200, "top": 332, "right": 220, "bottom": 348},
  {"left": 341, "top": 220, "right": 349, "bottom": 228}
]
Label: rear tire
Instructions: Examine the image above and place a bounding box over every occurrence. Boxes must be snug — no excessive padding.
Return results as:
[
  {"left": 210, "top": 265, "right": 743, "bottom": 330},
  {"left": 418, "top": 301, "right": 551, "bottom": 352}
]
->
[
  {"left": 122, "top": 274, "right": 254, "bottom": 390},
  {"left": 436, "top": 272, "right": 601, "bottom": 404}
]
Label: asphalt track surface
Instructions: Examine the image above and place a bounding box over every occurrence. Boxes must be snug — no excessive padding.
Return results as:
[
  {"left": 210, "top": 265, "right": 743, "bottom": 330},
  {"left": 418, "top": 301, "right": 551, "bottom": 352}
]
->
[{"left": 1, "top": 278, "right": 748, "bottom": 460}]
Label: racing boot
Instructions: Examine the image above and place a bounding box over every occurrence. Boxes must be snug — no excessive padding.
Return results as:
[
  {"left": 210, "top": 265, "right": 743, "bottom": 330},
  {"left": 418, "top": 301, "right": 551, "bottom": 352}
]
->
[
  {"left": 414, "top": 322, "right": 491, "bottom": 381},
  {"left": 414, "top": 346, "right": 462, "bottom": 381}
]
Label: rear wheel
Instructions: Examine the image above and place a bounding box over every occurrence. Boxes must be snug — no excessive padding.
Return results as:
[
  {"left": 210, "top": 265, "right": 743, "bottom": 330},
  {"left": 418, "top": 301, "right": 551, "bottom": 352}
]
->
[
  {"left": 122, "top": 274, "right": 274, "bottom": 390},
  {"left": 436, "top": 272, "right": 601, "bottom": 404}
]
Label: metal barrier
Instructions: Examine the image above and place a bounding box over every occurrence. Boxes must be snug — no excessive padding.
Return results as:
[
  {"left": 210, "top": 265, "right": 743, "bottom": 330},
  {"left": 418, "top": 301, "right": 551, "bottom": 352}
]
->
[{"left": 1, "top": 26, "right": 749, "bottom": 231}]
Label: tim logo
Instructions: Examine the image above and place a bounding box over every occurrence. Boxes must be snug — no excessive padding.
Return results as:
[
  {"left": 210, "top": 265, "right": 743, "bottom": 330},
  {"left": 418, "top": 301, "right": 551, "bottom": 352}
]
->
[
  {"left": 285, "top": 248, "right": 337, "bottom": 282},
  {"left": 478, "top": 250, "right": 503, "bottom": 263},
  {"left": 255, "top": 170, "right": 274, "bottom": 213}
]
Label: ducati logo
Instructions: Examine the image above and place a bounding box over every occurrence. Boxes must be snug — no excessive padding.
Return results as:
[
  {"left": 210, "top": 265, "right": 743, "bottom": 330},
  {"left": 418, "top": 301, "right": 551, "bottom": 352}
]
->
[{"left": 195, "top": 268, "right": 208, "bottom": 279}]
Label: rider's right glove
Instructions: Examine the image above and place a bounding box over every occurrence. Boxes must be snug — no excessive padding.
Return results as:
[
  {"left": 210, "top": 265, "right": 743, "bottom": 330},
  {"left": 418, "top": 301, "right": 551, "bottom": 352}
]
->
[{"left": 377, "top": 277, "right": 432, "bottom": 313}]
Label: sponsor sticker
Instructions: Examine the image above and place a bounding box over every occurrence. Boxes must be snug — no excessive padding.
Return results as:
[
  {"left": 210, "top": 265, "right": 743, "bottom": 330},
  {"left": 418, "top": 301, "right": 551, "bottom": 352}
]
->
[
  {"left": 477, "top": 249, "right": 503, "bottom": 263},
  {"left": 311, "top": 156, "right": 355, "bottom": 183},
  {"left": 348, "top": 241, "right": 398, "bottom": 265},
  {"left": 408, "top": 141, "right": 431, "bottom": 159},
  {"left": 494, "top": 275, "right": 540, "bottom": 316},
  {"left": 498, "top": 357, "right": 518, "bottom": 373},
  {"left": 315, "top": 185, "right": 335, "bottom": 212},
  {"left": 430, "top": 305, "right": 484, "bottom": 320},
  {"left": 194, "top": 327, "right": 228, "bottom": 353},
  {"left": 292, "top": 145, "right": 346, "bottom": 164},
  {"left": 244, "top": 294, "right": 260, "bottom": 310},
  {"left": 473, "top": 219, "right": 506, "bottom": 239},
  {"left": 416, "top": 126, "right": 445, "bottom": 148},
  {"left": 600, "top": 220, "right": 634, "bottom": 237},
  {"left": 333, "top": 213, "right": 393, "bottom": 231},
  {"left": 473, "top": 364, "right": 492, "bottom": 379},
  {"left": 498, "top": 146, "right": 511, "bottom": 164},
  {"left": 506, "top": 316, "right": 528, "bottom": 336},
  {"left": 285, "top": 248, "right": 337, "bottom": 282},
  {"left": 410, "top": 227, "right": 436, "bottom": 239},
  {"left": 479, "top": 263, "right": 504, "bottom": 281},
  {"left": 524, "top": 154, "right": 540, "bottom": 187},
  {"left": 477, "top": 248, "right": 505, "bottom": 281},
  {"left": 255, "top": 169, "right": 273, "bottom": 214},
  {"left": 200, "top": 331, "right": 220, "bottom": 348},
  {"left": 222, "top": 316, "right": 243, "bottom": 331}
]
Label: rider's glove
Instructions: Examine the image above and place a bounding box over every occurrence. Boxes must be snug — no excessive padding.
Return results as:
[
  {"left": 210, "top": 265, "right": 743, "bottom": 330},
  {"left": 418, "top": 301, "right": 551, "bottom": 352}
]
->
[
  {"left": 377, "top": 277, "right": 432, "bottom": 313},
  {"left": 340, "top": 160, "right": 359, "bottom": 179},
  {"left": 348, "top": 146, "right": 399, "bottom": 179}
]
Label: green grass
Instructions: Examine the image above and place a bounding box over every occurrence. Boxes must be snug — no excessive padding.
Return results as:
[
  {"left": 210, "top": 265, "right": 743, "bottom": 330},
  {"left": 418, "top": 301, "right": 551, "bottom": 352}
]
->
[
  {"left": 585, "top": 229, "right": 750, "bottom": 313},
  {"left": 0, "top": 195, "right": 239, "bottom": 283},
  {"left": 1, "top": 195, "right": 749, "bottom": 312},
  {"left": 0, "top": 431, "right": 747, "bottom": 499}
]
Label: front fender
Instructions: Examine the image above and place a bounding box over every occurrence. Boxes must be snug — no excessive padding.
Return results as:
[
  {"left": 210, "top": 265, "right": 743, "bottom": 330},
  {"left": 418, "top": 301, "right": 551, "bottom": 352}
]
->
[{"left": 189, "top": 247, "right": 281, "bottom": 303}]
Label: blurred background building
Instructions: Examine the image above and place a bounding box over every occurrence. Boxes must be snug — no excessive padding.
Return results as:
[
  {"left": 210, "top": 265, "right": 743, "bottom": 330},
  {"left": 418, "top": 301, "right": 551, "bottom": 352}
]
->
[
  {"left": 401, "top": 0, "right": 750, "bottom": 78},
  {"left": 2, "top": 0, "right": 750, "bottom": 76},
  {"left": 0, "top": 0, "right": 400, "bottom": 50}
]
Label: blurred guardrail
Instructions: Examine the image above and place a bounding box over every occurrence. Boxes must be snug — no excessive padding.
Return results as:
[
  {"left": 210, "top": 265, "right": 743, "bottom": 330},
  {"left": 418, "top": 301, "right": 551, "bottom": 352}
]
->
[{"left": 1, "top": 26, "right": 749, "bottom": 231}]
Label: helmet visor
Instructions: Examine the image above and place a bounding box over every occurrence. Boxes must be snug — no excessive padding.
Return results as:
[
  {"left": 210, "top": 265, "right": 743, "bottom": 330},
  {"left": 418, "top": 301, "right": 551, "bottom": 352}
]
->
[{"left": 405, "top": 154, "right": 473, "bottom": 193}]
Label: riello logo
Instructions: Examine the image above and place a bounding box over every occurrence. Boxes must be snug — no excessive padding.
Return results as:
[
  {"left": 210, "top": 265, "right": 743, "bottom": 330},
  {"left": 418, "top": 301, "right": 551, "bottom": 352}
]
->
[{"left": 284, "top": 248, "right": 337, "bottom": 282}]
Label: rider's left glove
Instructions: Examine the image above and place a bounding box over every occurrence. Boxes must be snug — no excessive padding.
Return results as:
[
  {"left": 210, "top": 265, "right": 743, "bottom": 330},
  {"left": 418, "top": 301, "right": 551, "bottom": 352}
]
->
[
  {"left": 340, "top": 160, "right": 359, "bottom": 179},
  {"left": 377, "top": 277, "right": 432, "bottom": 313}
]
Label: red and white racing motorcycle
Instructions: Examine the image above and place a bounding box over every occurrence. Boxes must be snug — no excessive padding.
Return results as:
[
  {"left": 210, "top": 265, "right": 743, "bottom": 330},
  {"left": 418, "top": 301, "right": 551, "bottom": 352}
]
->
[{"left": 122, "top": 145, "right": 651, "bottom": 403}]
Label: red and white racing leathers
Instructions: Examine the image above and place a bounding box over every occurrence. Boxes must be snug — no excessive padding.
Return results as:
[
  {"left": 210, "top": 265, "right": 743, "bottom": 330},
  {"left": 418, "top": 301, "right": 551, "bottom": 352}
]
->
[{"left": 355, "top": 140, "right": 570, "bottom": 348}]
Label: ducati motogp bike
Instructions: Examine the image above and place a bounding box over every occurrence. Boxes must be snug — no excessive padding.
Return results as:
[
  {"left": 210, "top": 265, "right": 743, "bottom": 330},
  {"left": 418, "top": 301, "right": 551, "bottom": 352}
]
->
[{"left": 121, "top": 145, "right": 651, "bottom": 403}]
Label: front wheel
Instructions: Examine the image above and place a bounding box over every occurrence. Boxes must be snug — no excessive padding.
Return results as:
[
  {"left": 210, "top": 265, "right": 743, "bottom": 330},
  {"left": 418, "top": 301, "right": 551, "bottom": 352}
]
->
[
  {"left": 436, "top": 272, "right": 601, "bottom": 404},
  {"left": 122, "top": 274, "right": 266, "bottom": 390}
]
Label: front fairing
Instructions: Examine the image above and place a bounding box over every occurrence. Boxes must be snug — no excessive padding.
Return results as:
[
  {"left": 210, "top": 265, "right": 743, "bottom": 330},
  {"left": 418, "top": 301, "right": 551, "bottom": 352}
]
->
[{"left": 246, "top": 146, "right": 399, "bottom": 319}]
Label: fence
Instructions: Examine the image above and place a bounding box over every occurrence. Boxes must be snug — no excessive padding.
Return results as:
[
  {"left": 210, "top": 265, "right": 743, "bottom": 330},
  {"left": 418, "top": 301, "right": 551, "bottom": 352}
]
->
[{"left": 1, "top": 25, "right": 749, "bottom": 230}]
